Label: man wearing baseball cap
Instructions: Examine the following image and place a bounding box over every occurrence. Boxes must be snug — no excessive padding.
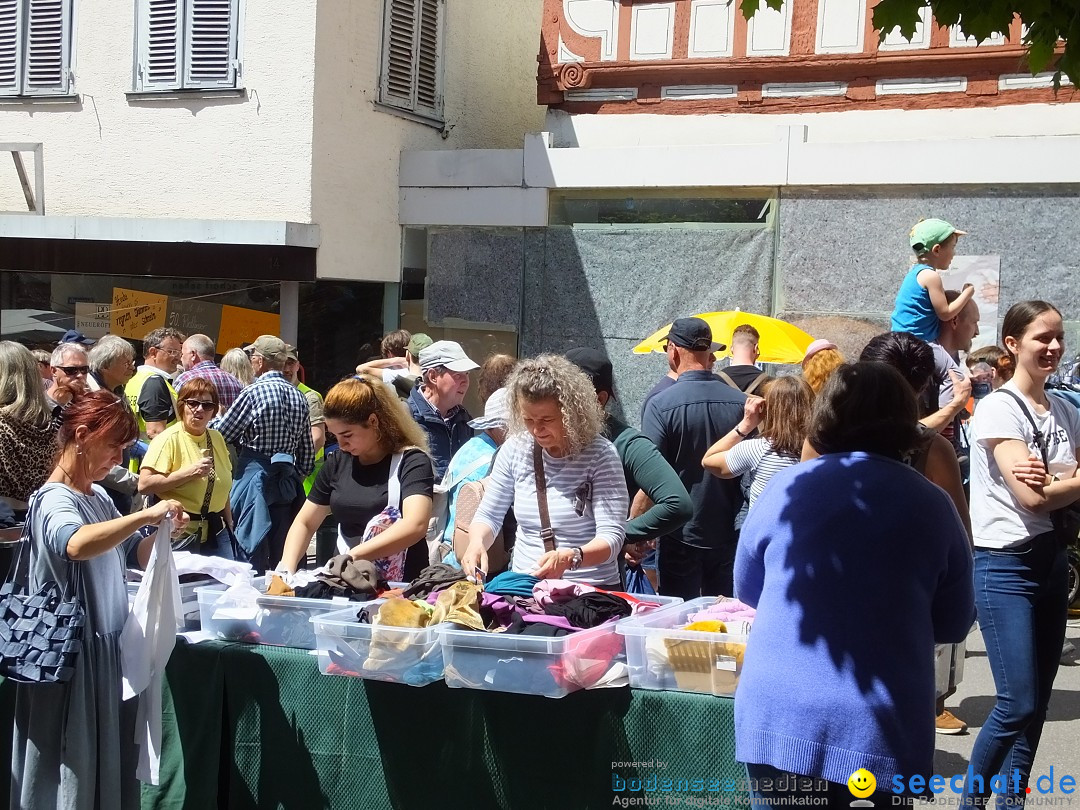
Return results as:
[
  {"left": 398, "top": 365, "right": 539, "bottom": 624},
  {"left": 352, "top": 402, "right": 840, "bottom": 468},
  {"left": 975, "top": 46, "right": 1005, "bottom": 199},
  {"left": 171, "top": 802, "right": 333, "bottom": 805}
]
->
[
  {"left": 210, "top": 335, "right": 314, "bottom": 568},
  {"left": 407, "top": 340, "right": 479, "bottom": 478},
  {"left": 890, "top": 217, "right": 974, "bottom": 344},
  {"left": 356, "top": 331, "right": 433, "bottom": 400},
  {"left": 640, "top": 318, "right": 747, "bottom": 600}
]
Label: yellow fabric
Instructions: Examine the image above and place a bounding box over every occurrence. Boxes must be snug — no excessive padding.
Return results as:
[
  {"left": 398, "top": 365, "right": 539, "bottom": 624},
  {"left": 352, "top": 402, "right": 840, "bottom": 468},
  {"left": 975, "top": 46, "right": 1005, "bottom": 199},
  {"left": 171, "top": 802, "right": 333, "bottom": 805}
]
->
[
  {"left": 140, "top": 423, "right": 233, "bottom": 514},
  {"left": 297, "top": 381, "right": 325, "bottom": 495},
  {"left": 429, "top": 581, "right": 485, "bottom": 631},
  {"left": 682, "top": 620, "right": 728, "bottom": 634},
  {"left": 124, "top": 367, "right": 178, "bottom": 441}
]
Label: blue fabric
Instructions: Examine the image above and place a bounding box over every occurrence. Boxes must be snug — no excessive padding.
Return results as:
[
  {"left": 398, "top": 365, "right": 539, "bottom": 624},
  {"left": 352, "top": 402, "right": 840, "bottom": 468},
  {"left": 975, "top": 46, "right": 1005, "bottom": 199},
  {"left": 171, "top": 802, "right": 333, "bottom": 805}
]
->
[
  {"left": 890, "top": 263, "right": 940, "bottom": 342},
  {"left": 640, "top": 370, "right": 746, "bottom": 552},
  {"left": 230, "top": 450, "right": 305, "bottom": 558},
  {"left": 963, "top": 537, "right": 1068, "bottom": 807},
  {"left": 484, "top": 571, "right": 539, "bottom": 598},
  {"left": 441, "top": 433, "right": 498, "bottom": 546},
  {"left": 407, "top": 386, "right": 474, "bottom": 479},
  {"left": 734, "top": 452, "right": 974, "bottom": 787},
  {"left": 623, "top": 565, "right": 656, "bottom": 596}
]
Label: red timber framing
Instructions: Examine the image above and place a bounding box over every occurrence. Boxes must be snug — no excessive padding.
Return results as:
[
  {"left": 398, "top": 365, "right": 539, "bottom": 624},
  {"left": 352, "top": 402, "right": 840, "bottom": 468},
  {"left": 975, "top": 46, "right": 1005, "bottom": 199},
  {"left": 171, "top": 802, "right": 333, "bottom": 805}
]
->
[{"left": 537, "top": 0, "right": 1077, "bottom": 114}]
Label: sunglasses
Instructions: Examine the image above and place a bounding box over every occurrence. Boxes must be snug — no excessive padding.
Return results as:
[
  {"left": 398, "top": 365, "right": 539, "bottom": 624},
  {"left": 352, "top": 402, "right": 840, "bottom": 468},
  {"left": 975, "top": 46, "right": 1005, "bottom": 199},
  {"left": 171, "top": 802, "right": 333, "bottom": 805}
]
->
[
  {"left": 56, "top": 365, "right": 89, "bottom": 376},
  {"left": 183, "top": 399, "right": 216, "bottom": 412}
]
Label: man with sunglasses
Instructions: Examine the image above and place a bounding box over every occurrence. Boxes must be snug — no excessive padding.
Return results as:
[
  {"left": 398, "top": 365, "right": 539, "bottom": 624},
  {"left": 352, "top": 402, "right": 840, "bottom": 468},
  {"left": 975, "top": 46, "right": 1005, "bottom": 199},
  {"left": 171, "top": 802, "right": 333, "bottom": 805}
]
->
[
  {"left": 125, "top": 327, "right": 186, "bottom": 441},
  {"left": 47, "top": 342, "right": 90, "bottom": 408}
]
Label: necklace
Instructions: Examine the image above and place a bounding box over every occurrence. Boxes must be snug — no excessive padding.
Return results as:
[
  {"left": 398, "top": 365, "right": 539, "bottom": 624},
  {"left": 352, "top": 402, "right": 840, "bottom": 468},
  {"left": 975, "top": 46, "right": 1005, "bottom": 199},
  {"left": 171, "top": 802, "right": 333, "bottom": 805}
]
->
[{"left": 57, "top": 464, "right": 90, "bottom": 494}]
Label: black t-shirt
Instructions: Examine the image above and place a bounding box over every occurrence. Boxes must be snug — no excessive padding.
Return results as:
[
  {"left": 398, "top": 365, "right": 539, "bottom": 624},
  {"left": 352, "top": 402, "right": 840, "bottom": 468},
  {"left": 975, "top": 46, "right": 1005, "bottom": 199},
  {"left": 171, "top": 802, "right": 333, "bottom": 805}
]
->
[
  {"left": 139, "top": 374, "right": 175, "bottom": 422},
  {"left": 718, "top": 365, "right": 768, "bottom": 393},
  {"left": 309, "top": 447, "right": 435, "bottom": 580}
]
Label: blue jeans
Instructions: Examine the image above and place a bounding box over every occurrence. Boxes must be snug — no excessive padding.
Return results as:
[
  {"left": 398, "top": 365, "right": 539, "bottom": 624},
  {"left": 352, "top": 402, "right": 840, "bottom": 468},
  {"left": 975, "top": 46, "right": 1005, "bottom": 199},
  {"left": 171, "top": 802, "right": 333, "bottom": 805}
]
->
[
  {"left": 744, "top": 763, "right": 912, "bottom": 808},
  {"left": 963, "top": 533, "right": 1068, "bottom": 808}
]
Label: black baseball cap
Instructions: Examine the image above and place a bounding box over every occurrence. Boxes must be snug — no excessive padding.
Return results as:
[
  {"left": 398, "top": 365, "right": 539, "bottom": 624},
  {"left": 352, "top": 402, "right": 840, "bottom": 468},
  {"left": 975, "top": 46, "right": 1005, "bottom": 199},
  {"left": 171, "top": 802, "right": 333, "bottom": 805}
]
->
[
  {"left": 665, "top": 317, "right": 724, "bottom": 352},
  {"left": 565, "top": 347, "right": 614, "bottom": 396}
]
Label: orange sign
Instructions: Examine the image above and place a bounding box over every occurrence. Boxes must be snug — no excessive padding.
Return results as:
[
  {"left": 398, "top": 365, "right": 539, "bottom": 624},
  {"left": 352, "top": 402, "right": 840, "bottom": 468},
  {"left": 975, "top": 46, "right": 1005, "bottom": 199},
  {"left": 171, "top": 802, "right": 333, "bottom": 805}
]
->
[
  {"left": 217, "top": 305, "right": 281, "bottom": 353},
  {"left": 110, "top": 288, "right": 168, "bottom": 340}
]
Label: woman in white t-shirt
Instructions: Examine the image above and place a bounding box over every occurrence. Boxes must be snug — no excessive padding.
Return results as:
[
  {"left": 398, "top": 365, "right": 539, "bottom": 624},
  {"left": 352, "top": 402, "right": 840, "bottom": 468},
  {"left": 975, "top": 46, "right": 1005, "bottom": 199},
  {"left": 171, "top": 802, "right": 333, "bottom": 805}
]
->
[
  {"left": 460, "top": 355, "right": 628, "bottom": 587},
  {"left": 702, "top": 375, "right": 813, "bottom": 509},
  {"left": 963, "top": 300, "right": 1080, "bottom": 806}
]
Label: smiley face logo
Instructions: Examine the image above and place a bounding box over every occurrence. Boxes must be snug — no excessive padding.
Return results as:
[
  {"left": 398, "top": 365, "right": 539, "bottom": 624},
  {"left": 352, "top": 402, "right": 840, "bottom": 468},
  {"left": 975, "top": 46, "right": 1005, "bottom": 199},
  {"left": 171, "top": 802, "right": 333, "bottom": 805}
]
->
[{"left": 848, "top": 769, "right": 876, "bottom": 798}]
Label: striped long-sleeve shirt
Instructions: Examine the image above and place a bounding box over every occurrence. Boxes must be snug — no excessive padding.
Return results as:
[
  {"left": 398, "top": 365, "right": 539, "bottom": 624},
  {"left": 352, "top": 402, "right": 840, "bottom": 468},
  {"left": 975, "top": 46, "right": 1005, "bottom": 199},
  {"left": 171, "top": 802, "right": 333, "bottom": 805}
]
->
[{"left": 473, "top": 432, "right": 628, "bottom": 586}]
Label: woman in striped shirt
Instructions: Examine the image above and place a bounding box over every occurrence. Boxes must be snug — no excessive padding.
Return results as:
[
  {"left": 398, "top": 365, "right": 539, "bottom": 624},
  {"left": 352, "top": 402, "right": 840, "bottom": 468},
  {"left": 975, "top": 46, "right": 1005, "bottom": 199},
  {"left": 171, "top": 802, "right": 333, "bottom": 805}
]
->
[
  {"left": 702, "top": 375, "right": 814, "bottom": 510},
  {"left": 461, "top": 355, "right": 628, "bottom": 587}
]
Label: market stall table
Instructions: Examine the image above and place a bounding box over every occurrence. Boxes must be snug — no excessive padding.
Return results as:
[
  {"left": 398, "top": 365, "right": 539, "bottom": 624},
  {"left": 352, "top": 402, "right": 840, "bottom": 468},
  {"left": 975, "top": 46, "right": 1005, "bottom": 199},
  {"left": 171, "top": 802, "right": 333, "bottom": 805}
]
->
[{"left": 2, "top": 638, "right": 747, "bottom": 809}]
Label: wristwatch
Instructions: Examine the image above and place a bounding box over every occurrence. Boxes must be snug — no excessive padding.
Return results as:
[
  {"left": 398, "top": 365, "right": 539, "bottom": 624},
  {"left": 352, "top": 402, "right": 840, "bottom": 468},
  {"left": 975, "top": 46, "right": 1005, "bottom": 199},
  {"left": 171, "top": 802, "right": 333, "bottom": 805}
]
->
[{"left": 567, "top": 547, "right": 584, "bottom": 571}]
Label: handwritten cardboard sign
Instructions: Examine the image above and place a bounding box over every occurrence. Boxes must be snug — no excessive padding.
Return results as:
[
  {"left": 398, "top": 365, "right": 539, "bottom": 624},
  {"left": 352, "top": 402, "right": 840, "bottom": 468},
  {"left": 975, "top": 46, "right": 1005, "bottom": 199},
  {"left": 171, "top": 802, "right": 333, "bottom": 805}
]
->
[
  {"left": 166, "top": 298, "right": 223, "bottom": 345},
  {"left": 218, "top": 305, "right": 281, "bottom": 353},
  {"left": 110, "top": 288, "right": 168, "bottom": 340}
]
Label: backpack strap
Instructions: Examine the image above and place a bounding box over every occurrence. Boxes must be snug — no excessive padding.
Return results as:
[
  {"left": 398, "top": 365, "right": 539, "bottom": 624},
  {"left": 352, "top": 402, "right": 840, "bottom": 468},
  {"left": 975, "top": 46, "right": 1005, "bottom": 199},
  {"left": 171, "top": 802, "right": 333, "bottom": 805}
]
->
[
  {"left": 717, "top": 371, "right": 739, "bottom": 390},
  {"left": 532, "top": 441, "right": 557, "bottom": 553},
  {"left": 744, "top": 372, "right": 768, "bottom": 396}
]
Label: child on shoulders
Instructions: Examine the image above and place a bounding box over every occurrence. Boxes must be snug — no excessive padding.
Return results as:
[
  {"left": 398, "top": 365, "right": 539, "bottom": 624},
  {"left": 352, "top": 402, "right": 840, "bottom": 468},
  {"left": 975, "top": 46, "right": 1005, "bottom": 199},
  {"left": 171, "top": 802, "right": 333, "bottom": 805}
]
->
[{"left": 890, "top": 218, "right": 975, "bottom": 343}]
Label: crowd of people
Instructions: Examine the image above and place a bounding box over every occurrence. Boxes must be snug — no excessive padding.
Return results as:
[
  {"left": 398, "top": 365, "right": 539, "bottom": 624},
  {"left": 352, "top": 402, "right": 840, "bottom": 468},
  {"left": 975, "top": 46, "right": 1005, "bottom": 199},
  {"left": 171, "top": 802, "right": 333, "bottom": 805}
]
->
[{"left": 0, "top": 215, "right": 1077, "bottom": 808}]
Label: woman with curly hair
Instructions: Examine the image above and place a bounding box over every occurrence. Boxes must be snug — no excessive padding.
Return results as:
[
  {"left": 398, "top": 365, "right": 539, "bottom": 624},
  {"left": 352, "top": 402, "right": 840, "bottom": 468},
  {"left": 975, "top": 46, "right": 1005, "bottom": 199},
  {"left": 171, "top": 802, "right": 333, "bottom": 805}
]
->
[
  {"left": 276, "top": 375, "right": 434, "bottom": 580},
  {"left": 802, "top": 339, "right": 846, "bottom": 395},
  {"left": 460, "top": 355, "right": 628, "bottom": 587}
]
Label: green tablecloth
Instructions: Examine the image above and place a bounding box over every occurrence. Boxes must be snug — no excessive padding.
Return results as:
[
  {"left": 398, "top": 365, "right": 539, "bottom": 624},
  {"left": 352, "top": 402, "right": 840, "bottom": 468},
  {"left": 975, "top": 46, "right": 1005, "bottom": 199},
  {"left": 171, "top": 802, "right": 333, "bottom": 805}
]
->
[{"left": 3, "top": 639, "right": 746, "bottom": 809}]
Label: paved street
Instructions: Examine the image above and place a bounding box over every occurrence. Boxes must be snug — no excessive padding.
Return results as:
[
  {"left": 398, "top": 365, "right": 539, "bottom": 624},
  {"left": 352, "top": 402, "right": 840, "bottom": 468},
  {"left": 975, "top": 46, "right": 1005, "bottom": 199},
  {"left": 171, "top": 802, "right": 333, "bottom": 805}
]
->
[{"left": 933, "top": 611, "right": 1080, "bottom": 799}]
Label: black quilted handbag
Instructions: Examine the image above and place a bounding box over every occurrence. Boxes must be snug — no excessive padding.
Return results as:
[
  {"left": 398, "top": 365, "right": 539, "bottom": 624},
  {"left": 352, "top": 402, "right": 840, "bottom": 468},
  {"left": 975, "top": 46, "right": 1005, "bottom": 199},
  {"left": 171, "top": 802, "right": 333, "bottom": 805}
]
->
[{"left": 0, "top": 502, "right": 85, "bottom": 684}]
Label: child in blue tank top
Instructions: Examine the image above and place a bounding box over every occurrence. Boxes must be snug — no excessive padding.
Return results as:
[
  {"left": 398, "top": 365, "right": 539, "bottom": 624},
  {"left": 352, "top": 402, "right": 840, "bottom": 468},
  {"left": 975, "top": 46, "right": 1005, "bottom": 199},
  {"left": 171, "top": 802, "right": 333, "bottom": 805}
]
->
[{"left": 890, "top": 218, "right": 975, "bottom": 342}]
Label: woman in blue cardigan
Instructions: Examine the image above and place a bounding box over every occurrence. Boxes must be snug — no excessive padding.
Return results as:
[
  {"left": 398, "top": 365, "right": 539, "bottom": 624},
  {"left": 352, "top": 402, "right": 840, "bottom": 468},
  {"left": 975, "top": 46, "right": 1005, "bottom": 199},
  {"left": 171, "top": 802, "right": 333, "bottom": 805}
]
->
[{"left": 734, "top": 361, "right": 974, "bottom": 807}]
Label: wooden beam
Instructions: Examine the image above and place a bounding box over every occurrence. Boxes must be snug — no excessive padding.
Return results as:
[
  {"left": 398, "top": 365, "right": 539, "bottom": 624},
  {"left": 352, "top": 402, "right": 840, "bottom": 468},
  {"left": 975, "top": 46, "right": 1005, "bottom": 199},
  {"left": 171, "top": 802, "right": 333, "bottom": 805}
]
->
[{"left": 11, "top": 152, "right": 35, "bottom": 212}]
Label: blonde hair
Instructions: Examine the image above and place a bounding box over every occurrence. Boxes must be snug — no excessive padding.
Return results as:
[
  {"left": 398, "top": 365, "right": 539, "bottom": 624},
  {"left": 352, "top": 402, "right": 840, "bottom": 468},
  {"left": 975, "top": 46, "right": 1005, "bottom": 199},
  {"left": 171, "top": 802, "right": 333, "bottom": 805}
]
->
[
  {"left": 803, "top": 347, "right": 846, "bottom": 395},
  {"left": 505, "top": 354, "right": 604, "bottom": 458},
  {"left": 221, "top": 348, "right": 255, "bottom": 387},
  {"left": 0, "top": 341, "right": 53, "bottom": 428},
  {"left": 324, "top": 376, "right": 430, "bottom": 455}
]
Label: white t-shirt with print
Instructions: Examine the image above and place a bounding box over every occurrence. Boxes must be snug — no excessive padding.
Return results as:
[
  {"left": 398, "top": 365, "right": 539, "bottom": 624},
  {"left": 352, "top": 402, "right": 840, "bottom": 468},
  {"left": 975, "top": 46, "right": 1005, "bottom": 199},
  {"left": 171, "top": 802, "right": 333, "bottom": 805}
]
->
[{"left": 970, "top": 382, "right": 1080, "bottom": 549}]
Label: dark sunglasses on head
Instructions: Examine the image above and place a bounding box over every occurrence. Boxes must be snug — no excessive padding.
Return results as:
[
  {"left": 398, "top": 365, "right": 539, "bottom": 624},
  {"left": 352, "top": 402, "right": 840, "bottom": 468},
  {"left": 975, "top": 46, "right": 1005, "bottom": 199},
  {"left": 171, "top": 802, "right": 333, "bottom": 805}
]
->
[
  {"left": 57, "top": 365, "right": 89, "bottom": 376},
  {"left": 183, "top": 399, "right": 216, "bottom": 412}
]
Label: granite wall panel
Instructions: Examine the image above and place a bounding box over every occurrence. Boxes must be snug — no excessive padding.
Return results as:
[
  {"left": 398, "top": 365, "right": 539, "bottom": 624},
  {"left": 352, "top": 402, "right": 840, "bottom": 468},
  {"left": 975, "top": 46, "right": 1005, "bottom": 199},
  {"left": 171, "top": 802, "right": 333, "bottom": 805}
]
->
[{"left": 426, "top": 228, "right": 524, "bottom": 326}]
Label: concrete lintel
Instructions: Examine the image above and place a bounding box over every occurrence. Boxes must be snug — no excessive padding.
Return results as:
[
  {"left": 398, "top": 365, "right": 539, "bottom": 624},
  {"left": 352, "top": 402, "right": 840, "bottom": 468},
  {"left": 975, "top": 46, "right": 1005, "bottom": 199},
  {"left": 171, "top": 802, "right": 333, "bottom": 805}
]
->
[
  {"left": 399, "top": 187, "right": 548, "bottom": 227},
  {"left": 399, "top": 149, "right": 525, "bottom": 188},
  {"left": 0, "top": 215, "right": 321, "bottom": 247}
]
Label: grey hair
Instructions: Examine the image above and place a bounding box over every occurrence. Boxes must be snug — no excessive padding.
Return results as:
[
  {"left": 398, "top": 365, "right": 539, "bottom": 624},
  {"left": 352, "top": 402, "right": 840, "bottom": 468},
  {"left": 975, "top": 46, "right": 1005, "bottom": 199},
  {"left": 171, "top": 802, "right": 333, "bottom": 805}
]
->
[
  {"left": 220, "top": 347, "right": 254, "bottom": 387},
  {"left": 186, "top": 333, "right": 216, "bottom": 360},
  {"left": 0, "top": 341, "right": 53, "bottom": 428},
  {"left": 505, "top": 354, "right": 605, "bottom": 458},
  {"left": 88, "top": 335, "right": 135, "bottom": 373},
  {"left": 142, "top": 326, "right": 185, "bottom": 349},
  {"left": 50, "top": 342, "right": 88, "bottom": 367}
]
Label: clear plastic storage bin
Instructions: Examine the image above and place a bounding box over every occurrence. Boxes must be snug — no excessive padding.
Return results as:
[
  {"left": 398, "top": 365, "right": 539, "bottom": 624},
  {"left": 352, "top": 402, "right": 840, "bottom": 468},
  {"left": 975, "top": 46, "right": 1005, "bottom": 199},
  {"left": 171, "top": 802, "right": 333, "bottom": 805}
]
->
[
  {"left": 438, "top": 594, "right": 683, "bottom": 698},
  {"left": 127, "top": 575, "right": 214, "bottom": 631},
  {"left": 615, "top": 597, "right": 750, "bottom": 697},
  {"left": 196, "top": 576, "right": 369, "bottom": 649},
  {"left": 312, "top": 606, "right": 444, "bottom": 686}
]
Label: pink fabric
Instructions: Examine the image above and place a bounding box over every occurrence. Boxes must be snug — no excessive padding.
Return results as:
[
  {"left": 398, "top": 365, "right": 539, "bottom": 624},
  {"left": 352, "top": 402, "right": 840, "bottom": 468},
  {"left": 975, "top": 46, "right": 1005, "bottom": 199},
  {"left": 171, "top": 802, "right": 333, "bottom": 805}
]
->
[
  {"left": 687, "top": 597, "right": 757, "bottom": 624},
  {"left": 532, "top": 579, "right": 597, "bottom": 608}
]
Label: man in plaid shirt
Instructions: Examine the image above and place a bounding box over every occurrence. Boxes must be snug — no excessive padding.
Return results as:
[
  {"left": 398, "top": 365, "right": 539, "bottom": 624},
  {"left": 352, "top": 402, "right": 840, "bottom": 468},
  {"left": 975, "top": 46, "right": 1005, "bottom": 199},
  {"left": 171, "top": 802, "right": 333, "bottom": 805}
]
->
[
  {"left": 210, "top": 335, "right": 314, "bottom": 569},
  {"left": 174, "top": 334, "right": 243, "bottom": 413}
]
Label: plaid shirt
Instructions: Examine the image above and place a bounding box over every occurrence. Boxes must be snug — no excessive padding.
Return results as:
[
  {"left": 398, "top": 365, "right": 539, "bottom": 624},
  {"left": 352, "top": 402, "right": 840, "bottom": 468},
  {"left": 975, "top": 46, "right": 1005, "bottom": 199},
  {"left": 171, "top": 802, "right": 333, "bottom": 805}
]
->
[
  {"left": 174, "top": 360, "right": 243, "bottom": 411},
  {"left": 209, "top": 371, "right": 315, "bottom": 476}
]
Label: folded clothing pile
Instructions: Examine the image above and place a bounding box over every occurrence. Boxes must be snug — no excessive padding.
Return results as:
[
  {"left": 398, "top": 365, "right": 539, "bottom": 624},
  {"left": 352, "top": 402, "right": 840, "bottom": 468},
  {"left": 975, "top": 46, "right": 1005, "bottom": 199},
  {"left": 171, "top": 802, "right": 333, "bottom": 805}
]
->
[{"left": 646, "top": 597, "right": 754, "bottom": 696}]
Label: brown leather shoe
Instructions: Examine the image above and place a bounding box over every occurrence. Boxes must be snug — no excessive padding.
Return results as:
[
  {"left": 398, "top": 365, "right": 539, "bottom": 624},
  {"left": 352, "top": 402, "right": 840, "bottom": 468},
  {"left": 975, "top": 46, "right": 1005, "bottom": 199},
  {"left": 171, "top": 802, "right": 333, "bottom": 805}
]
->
[{"left": 935, "top": 709, "right": 967, "bottom": 735}]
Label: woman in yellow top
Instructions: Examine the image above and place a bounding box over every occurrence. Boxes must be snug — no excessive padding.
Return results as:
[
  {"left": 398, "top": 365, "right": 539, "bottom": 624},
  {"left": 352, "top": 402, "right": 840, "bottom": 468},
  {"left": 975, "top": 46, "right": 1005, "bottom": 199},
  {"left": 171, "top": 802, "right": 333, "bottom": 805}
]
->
[{"left": 138, "top": 378, "right": 236, "bottom": 556}]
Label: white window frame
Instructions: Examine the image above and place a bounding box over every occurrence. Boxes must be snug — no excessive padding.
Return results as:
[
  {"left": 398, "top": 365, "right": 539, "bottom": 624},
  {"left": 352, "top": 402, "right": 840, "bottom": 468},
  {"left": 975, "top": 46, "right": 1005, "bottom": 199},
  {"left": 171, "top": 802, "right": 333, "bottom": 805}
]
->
[
  {"left": 0, "top": 0, "right": 76, "bottom": 98},
  {"left": 377, "top": 0, "right": 445, "bottom": 126},
  {"left": 132, "top": 0, "right": 243, "bottom": 93}
]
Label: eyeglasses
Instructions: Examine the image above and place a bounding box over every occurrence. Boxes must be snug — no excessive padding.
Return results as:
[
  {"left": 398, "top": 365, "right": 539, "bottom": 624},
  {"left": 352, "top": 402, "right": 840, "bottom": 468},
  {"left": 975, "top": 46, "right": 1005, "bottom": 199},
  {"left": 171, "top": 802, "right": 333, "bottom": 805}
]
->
[
  {"left": 56, "top": 365, "right": 89, "bottom": 376},
  {"left": 156, "top": 347, "right": 182, "bottom": 358},
  {"left": 183, "top": 399, "right": 216, "bottom": 412}
]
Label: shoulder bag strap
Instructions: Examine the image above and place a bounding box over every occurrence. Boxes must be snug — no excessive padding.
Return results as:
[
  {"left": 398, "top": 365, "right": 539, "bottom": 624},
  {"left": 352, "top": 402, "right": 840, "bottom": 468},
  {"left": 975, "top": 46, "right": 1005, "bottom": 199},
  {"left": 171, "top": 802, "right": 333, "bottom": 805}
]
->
[
  {"left": 532, "top": 441, "right": 557, "bottom": 552},
  {"left": 387, "top": 452, "right": 403, "bottom": 510},
  {"left": 744, "top": 372, "right": 768, "bottom": 396},
  {"left": 199, "top": 433, "right": 216, "bottom": 520},
  {"left": 999, "top": 389, "right": 1049, "bottom": 468},
  {"left": 717, "top": 371, "right": 739, "bottom": 390}
]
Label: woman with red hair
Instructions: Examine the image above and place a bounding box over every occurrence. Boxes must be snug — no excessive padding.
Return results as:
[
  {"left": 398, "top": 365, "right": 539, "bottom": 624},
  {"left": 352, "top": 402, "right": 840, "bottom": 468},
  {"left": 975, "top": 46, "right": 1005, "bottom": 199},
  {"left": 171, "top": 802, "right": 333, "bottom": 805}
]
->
[{"left": 11, "top": 390, "right": 188, "bottom": 810}]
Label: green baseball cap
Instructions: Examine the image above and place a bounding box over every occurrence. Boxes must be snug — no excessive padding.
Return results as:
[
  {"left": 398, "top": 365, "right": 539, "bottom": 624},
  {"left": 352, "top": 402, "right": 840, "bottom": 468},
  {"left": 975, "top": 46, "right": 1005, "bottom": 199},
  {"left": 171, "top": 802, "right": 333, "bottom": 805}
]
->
[
  {"left": 407, "top": 333, "right": 433, "bottom": 355},
  {"left": 909, "top": 218, "right": 967, "bottom": 253}
]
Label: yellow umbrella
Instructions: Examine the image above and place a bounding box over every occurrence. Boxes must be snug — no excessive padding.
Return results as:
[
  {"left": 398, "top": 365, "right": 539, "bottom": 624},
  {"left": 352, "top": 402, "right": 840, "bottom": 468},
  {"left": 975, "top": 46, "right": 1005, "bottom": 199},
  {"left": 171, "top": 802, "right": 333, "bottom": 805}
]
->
[{"left": 632, "top": 311, "right": 815, "bottom": 364}]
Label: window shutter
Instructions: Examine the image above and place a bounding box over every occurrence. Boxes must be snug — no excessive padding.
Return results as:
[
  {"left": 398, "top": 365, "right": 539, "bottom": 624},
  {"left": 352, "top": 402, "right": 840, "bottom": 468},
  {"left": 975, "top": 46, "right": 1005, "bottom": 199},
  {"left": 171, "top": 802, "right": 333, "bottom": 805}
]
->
[
  {"left": 137, "top": 0, "right": 181, "bottom": 91},
  {"left": 414, "top": 0, "right": 442, "bottom": 118},
  {"left": 381, "top": 0, "right": 417, "bottom": 110},
  {"left": 182, "top": 0, "right": 237, "bottom": 88},
  {"left": 23, "top": 0, "right": 70, "bottom": 94},
  {"left": 0, "top": 0, "right": 24, "bottom": 96}
]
